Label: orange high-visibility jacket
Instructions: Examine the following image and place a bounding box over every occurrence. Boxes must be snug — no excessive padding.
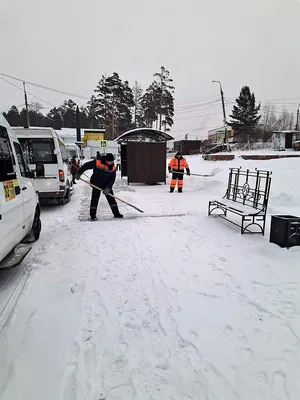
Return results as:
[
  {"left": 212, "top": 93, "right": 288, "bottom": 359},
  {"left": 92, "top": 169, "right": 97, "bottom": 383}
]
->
[
  {"left": 77, "top": 159, "right": 116, "bottom": 188},
  {"left": 168, "top": 157, "right": 189, "bottom": 171},
  {"left": 95, "top": 160, "right": 117, "bottom": 172}
]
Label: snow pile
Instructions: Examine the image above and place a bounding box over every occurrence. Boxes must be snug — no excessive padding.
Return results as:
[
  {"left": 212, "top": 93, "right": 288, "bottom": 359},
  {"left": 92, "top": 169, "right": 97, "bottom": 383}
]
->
[{"left": 0, "top": 155, "right": 299, "bottom": 400}]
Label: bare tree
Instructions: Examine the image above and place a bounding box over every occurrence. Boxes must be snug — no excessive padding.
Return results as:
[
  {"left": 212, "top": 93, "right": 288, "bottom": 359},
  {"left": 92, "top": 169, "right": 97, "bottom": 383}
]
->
[
  {"left": 28, "top": 102, "right": 44, "bottom": 113},
  {"left": 261, "top": 103, "right": 277, "bottom": 132},
  {"left": 276, "top": 109, "right": 295, "bottom": 131}
]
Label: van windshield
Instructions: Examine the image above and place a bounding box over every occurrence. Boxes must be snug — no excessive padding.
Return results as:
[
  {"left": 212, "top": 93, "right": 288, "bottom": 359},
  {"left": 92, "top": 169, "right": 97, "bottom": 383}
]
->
[
  {"left": 67, "top": 149, "right": 77, "bottom": 158},
  {"left": 19, "top": 138, "right": 57, "bottom": 164}
]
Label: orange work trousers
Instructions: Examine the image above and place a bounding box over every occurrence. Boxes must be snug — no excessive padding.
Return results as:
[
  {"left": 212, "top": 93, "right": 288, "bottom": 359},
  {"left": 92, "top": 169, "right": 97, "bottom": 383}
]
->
[{"left": 170, "top": 172, "right": 184, "bottom": 189}]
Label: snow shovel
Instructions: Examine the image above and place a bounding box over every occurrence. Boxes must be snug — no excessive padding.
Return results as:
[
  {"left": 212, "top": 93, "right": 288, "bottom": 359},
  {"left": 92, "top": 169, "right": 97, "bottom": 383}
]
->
[
  {"left": 79, "top": 177, "right": 144, "bottom": 213},
  {"left": 170, "top": 168, "right": 219, "bottom": 177}
]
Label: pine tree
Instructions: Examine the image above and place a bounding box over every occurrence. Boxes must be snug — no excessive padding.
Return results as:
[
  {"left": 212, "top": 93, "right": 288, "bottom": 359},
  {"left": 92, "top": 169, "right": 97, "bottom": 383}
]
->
[
  {"left": 94, "top": 73, "right": 134, "bottom": 139},
  {"left": 60, "top": 99, "right": 77, "bottom": 128},
  {"left": 79, "top": 106, "right": 91, "bottom": 128},
  {"left": 94, "top": 74, "right": 112, "bottom": 130},
  {"left": 153, "top": 66, "right": 175, "bottom": 130},
  {"left": 25, "top": 102, "right": 46, "bottom": 126},
  {"left": 141, "top": 83, "right": 160, "bottom": 127},
  {"left": 132, "top": 81, "right": 145, "bottom": 127},
  {"left": 86, "top": 95, "right": 100, "bottom": 128},
  {"left": 141, "top": 66, "right": 175, "bottom": 130},
  {"left": 3, "top": 106, "right": 22, "bottom": 126},
  {"left": 47, "top": 107, "right": 63, "bottom": 129},
  {"left": 229, "top": 86, "right": 261, "bottom": 140},
  {"left": 118, "top": 79, "right": 134, "bottom": 134}
]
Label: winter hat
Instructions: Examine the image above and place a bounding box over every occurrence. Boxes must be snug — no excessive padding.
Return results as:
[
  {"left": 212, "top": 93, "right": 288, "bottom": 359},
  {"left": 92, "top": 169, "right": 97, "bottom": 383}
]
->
[
  {"left": 175, "top": 152, "right": 182, "bottom": 157},
  {"left": 105, "top": 153, "right": 114, "bottom": 162}
]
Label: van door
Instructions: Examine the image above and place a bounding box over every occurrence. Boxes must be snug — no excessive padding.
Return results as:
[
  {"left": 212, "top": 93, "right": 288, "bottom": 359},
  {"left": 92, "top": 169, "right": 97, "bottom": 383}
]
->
[
  {"left": 19, "top": 137, "right": 59, "bottom": 193},
  {"left": 13, "top": 141, "right": 36, "bottom": 228},
  {"left": 0, "top": 125, "right": 25, "bottom": 262},
  {"left": 57, "top": 138, "right": 71, "bottom": 187}
]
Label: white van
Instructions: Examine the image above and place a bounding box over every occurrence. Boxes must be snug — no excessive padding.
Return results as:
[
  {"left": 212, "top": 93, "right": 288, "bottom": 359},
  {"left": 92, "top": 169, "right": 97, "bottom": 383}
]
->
[
  {"left": 13, "top": 127, "right": 72, "bottom": 204},
  {"left": 65, "top": 143, "right": 81, "bottom": 161},
  {"left": 0, "top": 115, "right": 41, "bottom": 269}
]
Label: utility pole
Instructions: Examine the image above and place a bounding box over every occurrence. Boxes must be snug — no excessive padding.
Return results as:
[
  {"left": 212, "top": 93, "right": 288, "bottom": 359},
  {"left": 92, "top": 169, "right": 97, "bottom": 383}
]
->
[
  {"left": 76, "top": 106, "right": 81, "bottom": 143},
  {"left": 295, "top": 103, "right": 300, "bottom": 131},
  {"left": 23, "top": 81, "right": 29, "bottom": 128},
  {"left": 212, "top": 80, "right": 228, "bottom": 148}
]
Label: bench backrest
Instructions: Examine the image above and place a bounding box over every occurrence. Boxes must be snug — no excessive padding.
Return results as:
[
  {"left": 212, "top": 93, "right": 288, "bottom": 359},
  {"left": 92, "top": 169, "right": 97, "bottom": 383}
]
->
[{"left": 225, "top": 168, "right": 272, "bottom": 211}]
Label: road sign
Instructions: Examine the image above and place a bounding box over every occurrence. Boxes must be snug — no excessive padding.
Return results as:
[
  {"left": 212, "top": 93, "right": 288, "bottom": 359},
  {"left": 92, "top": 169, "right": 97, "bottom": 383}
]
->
[{"left": 99, "top": 140, "right": 107, "bottom": 148}]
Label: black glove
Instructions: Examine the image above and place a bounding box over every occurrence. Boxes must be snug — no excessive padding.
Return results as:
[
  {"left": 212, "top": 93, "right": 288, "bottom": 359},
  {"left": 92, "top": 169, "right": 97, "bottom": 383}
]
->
[
  {"left": 74, "top": 173, "right": 81, "bottom": 180},
  {"left": 168, "top": 167, "right": 172, "bottom": 173},
  {"left": 103, "top": 187, "right": 110, "bottom": 195},
  {"left": 186, "top": 169, "right": 191, "bottom": 176}
]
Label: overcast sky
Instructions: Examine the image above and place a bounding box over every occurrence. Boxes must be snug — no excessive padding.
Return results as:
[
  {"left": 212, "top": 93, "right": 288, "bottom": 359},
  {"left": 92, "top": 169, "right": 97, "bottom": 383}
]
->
[{"left": 1, "top": 0, "right": 300, "bottom": 139}]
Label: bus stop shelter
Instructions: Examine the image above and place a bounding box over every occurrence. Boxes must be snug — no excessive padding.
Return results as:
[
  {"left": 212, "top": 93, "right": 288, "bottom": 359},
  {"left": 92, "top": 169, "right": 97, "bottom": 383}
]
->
[{"left": 115, "top": 128, "right": 174, "bottom": 185}]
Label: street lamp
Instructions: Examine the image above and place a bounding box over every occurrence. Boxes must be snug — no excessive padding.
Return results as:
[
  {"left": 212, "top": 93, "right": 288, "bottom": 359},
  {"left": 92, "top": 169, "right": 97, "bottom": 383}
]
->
[{"left": 212, "top": 80, "right": 228, "bottom": 149}]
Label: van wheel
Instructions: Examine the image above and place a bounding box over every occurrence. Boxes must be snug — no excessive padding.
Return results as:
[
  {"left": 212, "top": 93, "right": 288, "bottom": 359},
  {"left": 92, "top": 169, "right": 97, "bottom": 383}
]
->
[
  {"left": 64, "top": 188, "right": 71, "bottom": 203},
  {"left": 56, "top": 197, "right": 65, "bottom": 205},
  {"left": 57, "top": 189, "right": 70, "bottom": 205},
  {"left": 32, "top": 212, "right": 42, "bottom": 241},
  {"left": 23, "top": 210, "right": 42, "bottom": 243}
]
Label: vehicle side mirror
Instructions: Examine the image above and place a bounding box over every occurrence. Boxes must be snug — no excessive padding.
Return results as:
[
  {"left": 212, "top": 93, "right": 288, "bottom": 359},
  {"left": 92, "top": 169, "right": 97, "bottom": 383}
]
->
[{"left": 36, "top": 163, "right": 45, "bottom": 178}]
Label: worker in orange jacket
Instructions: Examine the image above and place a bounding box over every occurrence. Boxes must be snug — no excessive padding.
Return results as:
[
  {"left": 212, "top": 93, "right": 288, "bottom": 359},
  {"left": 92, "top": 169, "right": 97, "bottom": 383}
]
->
[{"left": 168, "top": 152, "right": 190, "bottom": 193}]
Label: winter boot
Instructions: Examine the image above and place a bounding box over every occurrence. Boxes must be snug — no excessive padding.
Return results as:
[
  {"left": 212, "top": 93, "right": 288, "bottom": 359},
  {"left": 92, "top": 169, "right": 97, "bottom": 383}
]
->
[
  {"left": 170, "top": 187, "right": 174, "bottom": 193},
  {"left": 114, "top": 213, "right": 124, "bottom": 219},
  {"left": 90, "top": 216, "right": 98, "bottom": 221},
  {"left": 178, "top": 188, "right": 183, "bottom": 193}
]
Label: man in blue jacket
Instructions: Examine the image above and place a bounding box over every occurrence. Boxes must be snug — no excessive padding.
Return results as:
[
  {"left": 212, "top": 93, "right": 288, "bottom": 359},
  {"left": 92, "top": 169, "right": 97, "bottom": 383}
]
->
[{"left": 75, "top": 153, "right": 123, "bottom": 221}]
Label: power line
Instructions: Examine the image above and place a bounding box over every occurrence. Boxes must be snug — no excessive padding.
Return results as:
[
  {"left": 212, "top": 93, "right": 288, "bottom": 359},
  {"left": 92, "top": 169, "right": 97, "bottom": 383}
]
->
[
  {"left": 0, "top": 77, "right": 56, "bottom": 107},
  {"left": 175, "top": 99, "right": 220, "bottom": 112},
  {"left": 174, "top": 111, "right": 221, "bottom": 121},
  {"left": 0, "top": 71, "right": 89, "bottom": 100},
  {"left": 175, "top": 96, "right": 218, "bottom": 105},
  {"left": 0, "top": 102, "right": 25, "bottom": 112}
]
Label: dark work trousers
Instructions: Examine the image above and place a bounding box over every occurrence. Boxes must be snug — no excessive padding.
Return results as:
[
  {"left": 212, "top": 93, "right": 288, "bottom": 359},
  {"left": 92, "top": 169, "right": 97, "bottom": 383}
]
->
[{"left": 90, "top": 187, "right": 119, "bottom": 219}]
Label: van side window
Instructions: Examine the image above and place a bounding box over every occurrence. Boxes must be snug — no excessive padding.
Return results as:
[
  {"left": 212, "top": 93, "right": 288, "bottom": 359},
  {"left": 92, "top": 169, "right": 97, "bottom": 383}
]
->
[
  {"left": 59, "top": 140, "right": 68, "bottom": 163},
  {"left": 13, "top": 142, "right": 27, "bottom": 177},
  {"left": 0, "top": 125, "right": 16, "bottom": 182},
  {"left": 19, "top": 138, "right": 57, "bottom": 164}
]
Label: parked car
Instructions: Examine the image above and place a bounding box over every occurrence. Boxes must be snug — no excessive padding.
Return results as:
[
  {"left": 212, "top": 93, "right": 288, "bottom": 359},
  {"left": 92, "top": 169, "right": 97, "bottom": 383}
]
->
[
  {"left": 0, "top": 114, "right": 41, "bottom": 269},
  {"left": 13, "top": 127, "right": 72, "bottom": 204},
  {"left": 293, "top": 140, "right": 300, "bottom": 151},
  {"left": 203, "top": 144, "right": 231, "bottom": 159}
]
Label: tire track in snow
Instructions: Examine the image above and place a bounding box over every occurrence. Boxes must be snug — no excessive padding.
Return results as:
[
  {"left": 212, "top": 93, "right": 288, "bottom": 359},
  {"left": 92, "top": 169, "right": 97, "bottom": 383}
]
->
[
  {"left": 62, "top": 189, "right": 209, "bottom": 399},
  {"left": 0, "top": 197, "right": 78, "bottom": 335}
]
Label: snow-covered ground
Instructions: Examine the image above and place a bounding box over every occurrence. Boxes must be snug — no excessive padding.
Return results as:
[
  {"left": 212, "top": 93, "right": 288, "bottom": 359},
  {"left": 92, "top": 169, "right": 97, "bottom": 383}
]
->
[{"left": 0, "top": 156, "right": 299, "bottom": 400}]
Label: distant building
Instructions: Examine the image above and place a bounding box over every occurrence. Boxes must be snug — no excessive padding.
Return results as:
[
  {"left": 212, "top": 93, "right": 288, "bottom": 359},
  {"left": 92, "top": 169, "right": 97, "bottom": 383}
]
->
[
  {"left": 272, "top": 130, "right": 300, "bottom": 150},
  {"left": 208, "top": 126, "right": 235, "bottom": 143},
  {"left": 57, "top": 128, "right": 106, "bottom": 144},
  {"left": 57, "top": 128, "right": 119, "bottom": 159},
  {"left": 173, "top": 140, "right": 202, "bottom": 155}
]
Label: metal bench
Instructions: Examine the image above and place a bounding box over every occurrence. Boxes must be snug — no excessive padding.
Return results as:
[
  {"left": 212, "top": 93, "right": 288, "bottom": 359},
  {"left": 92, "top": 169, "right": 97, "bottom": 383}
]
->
[{"left": 208, "top": 168, "right": 272, "bottom": 235}]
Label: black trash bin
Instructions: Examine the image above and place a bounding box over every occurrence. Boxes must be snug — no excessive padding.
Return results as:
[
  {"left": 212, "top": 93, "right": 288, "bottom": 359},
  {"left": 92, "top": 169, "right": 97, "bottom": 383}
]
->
[{"left": 269, "top": 215, "right": 300, "bottom": 249}]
